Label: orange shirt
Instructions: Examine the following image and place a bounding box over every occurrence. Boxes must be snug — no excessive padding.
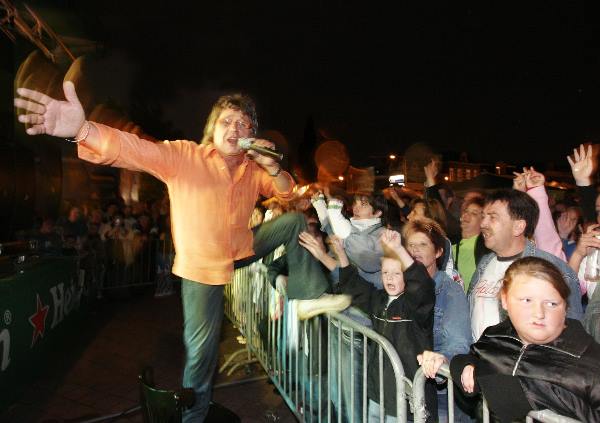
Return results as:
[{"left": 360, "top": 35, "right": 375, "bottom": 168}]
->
[{"left": 78, "top": 122, "right": 295, "bottom": 284}]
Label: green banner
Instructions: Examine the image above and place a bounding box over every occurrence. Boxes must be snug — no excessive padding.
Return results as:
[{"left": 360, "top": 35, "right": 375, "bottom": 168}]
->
[{"left": 0, "top": 255, "right": 88, "bottom": 409}]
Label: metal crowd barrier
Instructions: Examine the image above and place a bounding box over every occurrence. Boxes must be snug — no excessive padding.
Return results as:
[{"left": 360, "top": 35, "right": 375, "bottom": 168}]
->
[
  {"left": 223, "top": 259, "right": 584, "bottom": 423},
  {"left": 412, "top": 364, "right": 582, "bottom": 423},
  {"left": 95, "top": 238, "right": 175, "bottom": 296},
  {"left": 223, "top": 261, "right": 412, "bottom": 422}
]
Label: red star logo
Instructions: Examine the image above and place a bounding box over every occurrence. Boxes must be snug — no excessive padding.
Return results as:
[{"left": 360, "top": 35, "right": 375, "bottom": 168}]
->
[{"left": 29, "top": 294, "right": 49, "bottom": 347}]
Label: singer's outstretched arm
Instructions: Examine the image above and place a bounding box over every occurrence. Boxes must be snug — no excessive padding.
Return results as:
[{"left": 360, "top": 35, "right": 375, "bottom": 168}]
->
[{"left": 15, "top": 81, "right": 181, "bottom": 181}]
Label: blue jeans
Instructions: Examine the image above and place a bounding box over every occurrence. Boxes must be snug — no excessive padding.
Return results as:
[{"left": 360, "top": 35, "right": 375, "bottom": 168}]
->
[
  {"left": 180, "top": 212, "right": 329, "bottom": 421},
  {"left": 181, "top": 280, "right": 224, "bottom": 422},
  {"left": 330, "top": 324, "right": 364, "bottom": 423},
  {"left": 437, "top": 387, "right": 473, "bottom": 423}
]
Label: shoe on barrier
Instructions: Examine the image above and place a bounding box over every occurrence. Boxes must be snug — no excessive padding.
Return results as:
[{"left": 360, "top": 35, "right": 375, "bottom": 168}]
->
[{"left": 296, "top": 293, "right": 351, "bottom": 320}]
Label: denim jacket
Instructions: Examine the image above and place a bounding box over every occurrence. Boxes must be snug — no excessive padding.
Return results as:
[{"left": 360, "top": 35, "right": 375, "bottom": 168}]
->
[
  {"left": 433, "top": 271, "right": 472, "bottom": 360},
  {"left": 467, "top": 240, "right": 584, "bottom": 324}
]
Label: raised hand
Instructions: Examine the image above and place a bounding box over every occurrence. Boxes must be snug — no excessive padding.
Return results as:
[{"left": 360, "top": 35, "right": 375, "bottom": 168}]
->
[
  {"left": 567, "top": 144, "right": 595, "bottom": 186},
  {"left": 380, "top": 228, "right": 402, "bottom": 251},
  {"left": 572, "top": 224, "right": 600, "bottom": 259},
  {"left": 556, "top": 211, "right": 577, "bottom": 239},
  {"left": 512, "top": 169, "right": 527, "bottom": 192},
  {"left": 524, "top": 166, "right": 545, "bottom": 189},
  {"left": 298, "top": 231, "right": 327, "bottom": 261},
  {"left": 14, "top": 81, "right": 85, "bottom": 138},
  {"left": 326, "top": 235, "right": 347, "bottom": 264},
  {"left": 311, "top": 190, "right": 326, "bottom": 203},
  {"left": 423, "top": 159, "right": 439, "bottom": 187}
]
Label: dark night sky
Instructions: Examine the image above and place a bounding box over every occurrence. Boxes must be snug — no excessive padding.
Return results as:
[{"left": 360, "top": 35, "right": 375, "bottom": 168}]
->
[{"left": 18, "top": 1, "right": 600, "bottom": 168}]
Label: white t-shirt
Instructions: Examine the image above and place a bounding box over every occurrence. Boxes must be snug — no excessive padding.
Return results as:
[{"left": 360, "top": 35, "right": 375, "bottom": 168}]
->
[
  {"left": 577, "top": 255, "right": 598, "bottom": 299},
  {"left": 471, "top": 255, "right": 516, "bottom": 341}
]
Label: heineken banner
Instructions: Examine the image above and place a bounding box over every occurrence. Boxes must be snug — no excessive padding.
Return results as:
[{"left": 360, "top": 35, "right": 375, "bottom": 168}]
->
[{"left": 0, "top": 256, "right": 88, "bottom": 409}]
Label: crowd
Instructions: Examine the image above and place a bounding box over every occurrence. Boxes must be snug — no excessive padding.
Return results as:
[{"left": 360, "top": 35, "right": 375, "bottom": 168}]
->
[
  {"left": 13, "top": 83, "right": 600, "bottom": 422},
  {"left": 256, "top": 143, "right": 600, "bottom": 422},
  {"left": 23, "top": 195, "right": 175, "bottom": 297},
  {"left": 14, "top": 148, "right": 600, "bottom": 422}
]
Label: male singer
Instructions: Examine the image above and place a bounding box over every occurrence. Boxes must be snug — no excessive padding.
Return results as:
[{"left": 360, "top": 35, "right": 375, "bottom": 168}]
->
[{"left": 15, "top": 82, "right": 347, "bottom": 421}]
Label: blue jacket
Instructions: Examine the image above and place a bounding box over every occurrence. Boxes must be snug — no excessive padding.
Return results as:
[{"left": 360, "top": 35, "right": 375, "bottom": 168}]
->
[
  {"left": 433, "top": 271, "right": 471, "bottom": 360},
  {"left": 467, "top": 240, "right": 584, "bottom": 323}
]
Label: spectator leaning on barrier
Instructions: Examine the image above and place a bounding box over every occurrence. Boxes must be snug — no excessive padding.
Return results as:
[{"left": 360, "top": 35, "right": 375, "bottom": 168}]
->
[
  {"left": 451, "top": 257, "right": 600, "bottom": 423},
  {"left": 403, "top": 218, "right": 471, "bottom": 361},
  {"left": 468, "top": 189, "right": 583, "bottom": 343},
  {"left": 328, "top": 229, "right": 438, "bottom": 422},
  {"left": 402, "top": 218, "right": 472, "bottom": 423},
  {"left": 296, "top": 228, "right": 365, "bottom": 423},
  {"left": 14, "top": 81, "right": 350, "bottom": 422}
]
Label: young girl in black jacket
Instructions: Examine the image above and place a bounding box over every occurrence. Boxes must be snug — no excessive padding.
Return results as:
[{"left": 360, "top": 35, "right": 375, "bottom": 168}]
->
[{"left": 450, "top": 256, "right": 600, "bottom": 422}]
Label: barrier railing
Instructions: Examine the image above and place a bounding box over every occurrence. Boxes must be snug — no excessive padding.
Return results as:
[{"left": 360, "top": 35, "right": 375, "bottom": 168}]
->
[
  {"left": 224, "top": 258, "right": 584, "bottom": 423},
  {"left": 412, "top": 364, "right": 582, "bottom": 423},
  {"left": 223, "top": 260, "right": 412, "bottom": 422},
  {"left": 89, "top": 238, "right": 176, "bottom": 297}
]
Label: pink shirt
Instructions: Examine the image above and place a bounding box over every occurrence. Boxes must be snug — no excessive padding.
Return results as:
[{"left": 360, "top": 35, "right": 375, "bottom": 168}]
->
[
  {"left": 529, "top": 186, "right": 566, "bottom": 262},
  {"left": 78, "top": 122, "right": 295, "bottom": 284}
]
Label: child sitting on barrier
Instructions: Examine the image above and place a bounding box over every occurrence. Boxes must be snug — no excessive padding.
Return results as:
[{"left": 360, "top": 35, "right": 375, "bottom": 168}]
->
[
  {"left": 449, "top": 256, "right": 600, "bottom": 423},
  {"left": 324, "top": 229, "right": 438, "bottom": 422}
]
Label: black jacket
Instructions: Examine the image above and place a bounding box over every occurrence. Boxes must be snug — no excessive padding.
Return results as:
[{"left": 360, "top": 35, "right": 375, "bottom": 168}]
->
[
  {"left": 424, "top": 184, "right": 461, "bottom": 244},
  {"left": 337, "top": 261, "right": 435, "bottom": 416},
  {"left": 450, "top": 318, "right": 600, "bottom": 423}
]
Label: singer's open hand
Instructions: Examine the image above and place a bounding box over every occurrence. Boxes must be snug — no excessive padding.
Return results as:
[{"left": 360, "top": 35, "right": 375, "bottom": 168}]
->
[
  {"left": 14, "top": 81, "right": 86, "bottom": 138},
  {"left": 246, "top": 138, "right": 279, "bottom": 170}
]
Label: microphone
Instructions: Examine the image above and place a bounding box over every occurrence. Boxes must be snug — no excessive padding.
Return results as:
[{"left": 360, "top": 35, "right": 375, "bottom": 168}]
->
[{"left": 237, "top": 138, "right": 283, "bottom": 161}]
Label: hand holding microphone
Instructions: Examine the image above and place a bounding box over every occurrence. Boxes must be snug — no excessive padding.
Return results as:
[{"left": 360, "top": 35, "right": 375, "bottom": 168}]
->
[{"left": 238, "top": 137, "right": 283, "bottom": 161}]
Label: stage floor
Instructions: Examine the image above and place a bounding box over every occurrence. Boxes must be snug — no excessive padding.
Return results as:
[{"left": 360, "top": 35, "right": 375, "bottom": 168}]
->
[{"left": 0, "top": 285, "right": 296, "bottom": 422}]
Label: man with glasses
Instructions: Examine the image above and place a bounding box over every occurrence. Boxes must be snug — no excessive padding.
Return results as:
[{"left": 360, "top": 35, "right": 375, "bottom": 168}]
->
[{"left": 14, "top": 81, "right": 349, "bottom": 421}]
